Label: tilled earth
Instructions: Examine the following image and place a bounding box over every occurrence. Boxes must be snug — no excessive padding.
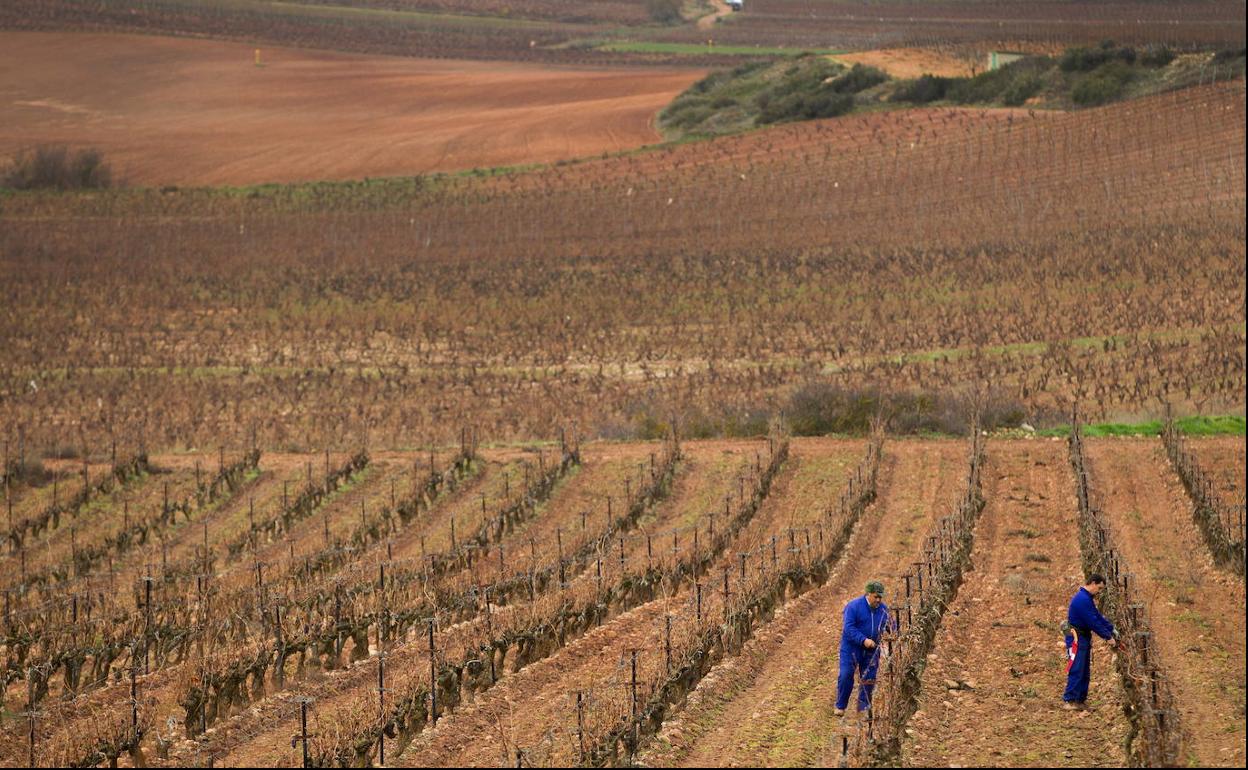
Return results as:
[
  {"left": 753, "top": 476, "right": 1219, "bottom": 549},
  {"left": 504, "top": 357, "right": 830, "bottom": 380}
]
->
[
  {"left": 902, "top": 439, "right": 1129, "bottom": 767},
  {"left": 1085, "top": 439, "right": 1246, "bottom": 768},
  {"left": 641, "top": 440, "right": 964, "bottom": 767}
]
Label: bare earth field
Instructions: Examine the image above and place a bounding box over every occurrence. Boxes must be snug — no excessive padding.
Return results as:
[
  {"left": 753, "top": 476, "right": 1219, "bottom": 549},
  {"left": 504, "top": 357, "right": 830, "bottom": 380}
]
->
[
  {"left": 0, "top": 31, "right": 704, "bottom": 186},
  {"left": 829, "top": 47, "right": 974, "bottom": 79}
]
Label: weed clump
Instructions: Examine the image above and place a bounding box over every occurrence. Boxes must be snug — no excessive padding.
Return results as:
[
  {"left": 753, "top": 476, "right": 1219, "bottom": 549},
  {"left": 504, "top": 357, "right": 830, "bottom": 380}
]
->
[
  {"left": 890, "top": 74, "right": 954, "bottom": 104},
  {"left": 1071, "top": 61, "right": 1134, "bottom": 106},
  {"left": 3, "top": 145, "right": 113, "bottom": 190},
  {"left": 758, "top": 63, "right": 886, "bottom": 125}
]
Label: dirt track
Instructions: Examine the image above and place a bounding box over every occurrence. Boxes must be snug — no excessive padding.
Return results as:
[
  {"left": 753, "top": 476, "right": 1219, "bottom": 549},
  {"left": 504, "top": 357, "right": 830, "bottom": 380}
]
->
[
  {"left": 0, "top": 31, "right": 703, "bottom": 186},
  {"left": 1086, "top": 439, "right": 1246, "bottom": 767},
  {"left": 902, "top": 440, "right": 1129, "bottom": 767}
]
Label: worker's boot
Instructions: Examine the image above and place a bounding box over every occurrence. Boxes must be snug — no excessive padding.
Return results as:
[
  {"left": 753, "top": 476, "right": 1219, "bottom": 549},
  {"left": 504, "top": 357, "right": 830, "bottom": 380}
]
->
[{"left": 834, "top": 708, "right": 846, "bottom": 717}]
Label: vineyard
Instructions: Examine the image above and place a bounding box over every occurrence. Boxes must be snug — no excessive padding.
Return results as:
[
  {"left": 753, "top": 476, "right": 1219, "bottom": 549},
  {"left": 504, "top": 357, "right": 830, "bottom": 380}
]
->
[
  {"left": 0, "top": 0, "right": 743, "bottom": 68},
  {"left": 657, "top": 1, "right": 1248, "bottom": 52},
  {"left": 2, "top": 80, "right": 1244, "bottom": 449},
  {"left": 1, "top": 0, "right": 1246, "bottom": 767},
  {"left": 0, "top": 427, "right": 1242, "bottom": 767},
  {"left": 2, "top": 1, "right": 1244, "bottom": 67}
]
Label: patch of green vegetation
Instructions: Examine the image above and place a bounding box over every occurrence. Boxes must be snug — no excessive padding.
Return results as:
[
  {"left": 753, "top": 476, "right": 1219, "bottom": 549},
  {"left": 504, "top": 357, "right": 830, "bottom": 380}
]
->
[
  {"left": 655, "top": 41, "right": 1243, "bottom": 143},
  {"left": 1175, "top": 610, "right": 1212, "bottom": 631},
  {"left": 1035, "top": 415, "right": 1245, "bottom": 438},
  {"left": 262, "top": 0, "right": 560, "bottom": 29},
  {"left": 659, "top": 56, "right": 885, "bottom": 139},
  {"left": 1070, "top": 60, "right": 1135, "bottom": 106},
  {"left": 889, "top": 42, "right": 1245, "bottom": 111},
  {"left": 598, "top": 41, "right": 838, "bottom": 57},
  {"left": 901, "top": 56, "right": 1053, "bottom": 106}
]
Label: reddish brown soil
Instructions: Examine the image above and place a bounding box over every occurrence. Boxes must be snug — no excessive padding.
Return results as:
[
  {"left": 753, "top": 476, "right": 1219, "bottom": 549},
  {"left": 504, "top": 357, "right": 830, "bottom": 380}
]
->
[
  {"left": 1086, "top": 439, "right": 1246, "bottom": 768},
  {"left": 640, "top": 440, "right": 962, "bottom": 766},
  {"left": 903, "top": 439, "right": 1129, "bottom": 767},
  {"left": 0, "top": 31, "right": 704, "bottom": 186}
]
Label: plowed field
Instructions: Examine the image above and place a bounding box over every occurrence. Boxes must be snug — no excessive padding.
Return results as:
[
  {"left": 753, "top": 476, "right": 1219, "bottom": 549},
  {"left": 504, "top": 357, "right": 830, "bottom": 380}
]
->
[
  {"left": 1084, "top": 439, "right": 1246, "bottom": 767},
  {"left": 903, "top": 440, "right": 1129, "bottom": 767},
  {"left": 643, "top": 440, "right": 963, "bottom": 766},
  {"left": 0, "top": 31, "right": 703, "bottom": 186}
]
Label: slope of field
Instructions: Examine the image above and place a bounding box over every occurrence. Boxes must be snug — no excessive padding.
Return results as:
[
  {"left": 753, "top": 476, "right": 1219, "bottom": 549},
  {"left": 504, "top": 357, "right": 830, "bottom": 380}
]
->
[
  {"left": 902, "top": 440, "right": 1129, "bottom": 767},
  {"left": 0, "top": 31, "right": 704, "bottom": 185},
  {"left": 3, "top": 80, "right": 1243, "bottom": 450},
  {"left": 642, "top": 440, "right": 963, "bottom": 766},
  {"left": 1084, "top": 439, "right": 1246, "bottom": 767}
]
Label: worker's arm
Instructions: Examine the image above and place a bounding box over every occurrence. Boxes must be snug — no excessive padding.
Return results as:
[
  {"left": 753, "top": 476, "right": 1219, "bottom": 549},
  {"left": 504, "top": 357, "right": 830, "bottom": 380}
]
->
[
  {"left": 1073, "top": 592, "right": 1116, "bottom": 641},
  {"left": 1088, "top": 604, "right": 1116, "bottom": 641},
  {"left": 842, "top": 601, "right": 867, "bottom": 647}
]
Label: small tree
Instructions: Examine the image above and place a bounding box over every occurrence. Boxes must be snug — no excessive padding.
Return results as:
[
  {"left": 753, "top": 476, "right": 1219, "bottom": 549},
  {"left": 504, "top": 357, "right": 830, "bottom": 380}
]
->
[
  {"left": 646, "top": 0, "right": 684, "bottom": 24},
  {"left": 2, "top": 145, "right": 113, "bottom": 190}
]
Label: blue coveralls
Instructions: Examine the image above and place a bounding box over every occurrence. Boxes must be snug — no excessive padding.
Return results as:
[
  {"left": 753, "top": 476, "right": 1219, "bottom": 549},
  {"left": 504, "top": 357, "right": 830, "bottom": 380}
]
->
[
  {"left": 836, "top": 595, "right": 892, "bottom": 711},
  {"left": 1063, "top": 586, "right": 1115, "bottom": 703}
]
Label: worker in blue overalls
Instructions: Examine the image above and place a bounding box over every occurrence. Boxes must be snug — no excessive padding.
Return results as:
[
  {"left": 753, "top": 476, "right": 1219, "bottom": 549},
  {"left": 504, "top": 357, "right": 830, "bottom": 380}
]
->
[
  {"left": 835, "top": 580, "right": 893, "bottom": 717},
  {"left": 1063, "top": 573, "right": 1120, "bottom": 710}
]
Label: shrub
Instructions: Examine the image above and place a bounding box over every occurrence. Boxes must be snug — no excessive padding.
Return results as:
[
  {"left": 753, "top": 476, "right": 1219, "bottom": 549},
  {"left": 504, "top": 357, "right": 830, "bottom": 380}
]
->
[
  {"left": 1060, "top": 41, "right": 1137, "bottom": 72},
  {"left": 830, "top": 63, "right": 889, "bottom": 94},
  {"left": 645, "top": 0, "right": 683, "bottom": 24},
  {"left": 768, "top": 58, "right": 845, "bottom": 100},
  {"left": 1071, "top": 61, "right": 1133, "bottom": 106},
  {"left": 1001, "top": 73, "right": 1043, "bottom": 106},
  {"left": 4, "top": 458, "right": 54, "bottom": 487},
  {"left": 2, "top": 145, "right": 113, "bottom": 190},
  {"left": 757, "top": 91, "right": 853, "bottom": 124},
  {"left": 1140, "top": 45, "right": 1175, "bottom": 68},
  {"left": 1212, "top": 46, "right": 1246, "bottom": 64},
  {"left": 665, "top": 101, "right": 714, "bottom": 129},
  {"left": 891, "top": 74, "right": 953, "bottom": 103},
  {"left": 784, "top": 383, "right": 1033, "bottom": 436},
  {"left": 948, "top": 57, "right": 1049, "bottom": 104}
]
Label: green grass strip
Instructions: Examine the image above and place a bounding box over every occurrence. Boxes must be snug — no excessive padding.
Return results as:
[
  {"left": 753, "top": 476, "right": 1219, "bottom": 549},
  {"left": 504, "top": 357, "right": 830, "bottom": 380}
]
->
[
  {"left": 1034, "top": 415, "right": 1245, "bottom": 438},
  {"left": 597, "top": 41, "right": 841, "bottom": 57}
]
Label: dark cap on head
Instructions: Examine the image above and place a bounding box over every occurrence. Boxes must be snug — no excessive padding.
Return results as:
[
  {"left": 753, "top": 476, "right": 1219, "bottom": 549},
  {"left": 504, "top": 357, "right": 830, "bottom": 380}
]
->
[{"left": 865, "top": 580, "right": 885, "bottom": 596}]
